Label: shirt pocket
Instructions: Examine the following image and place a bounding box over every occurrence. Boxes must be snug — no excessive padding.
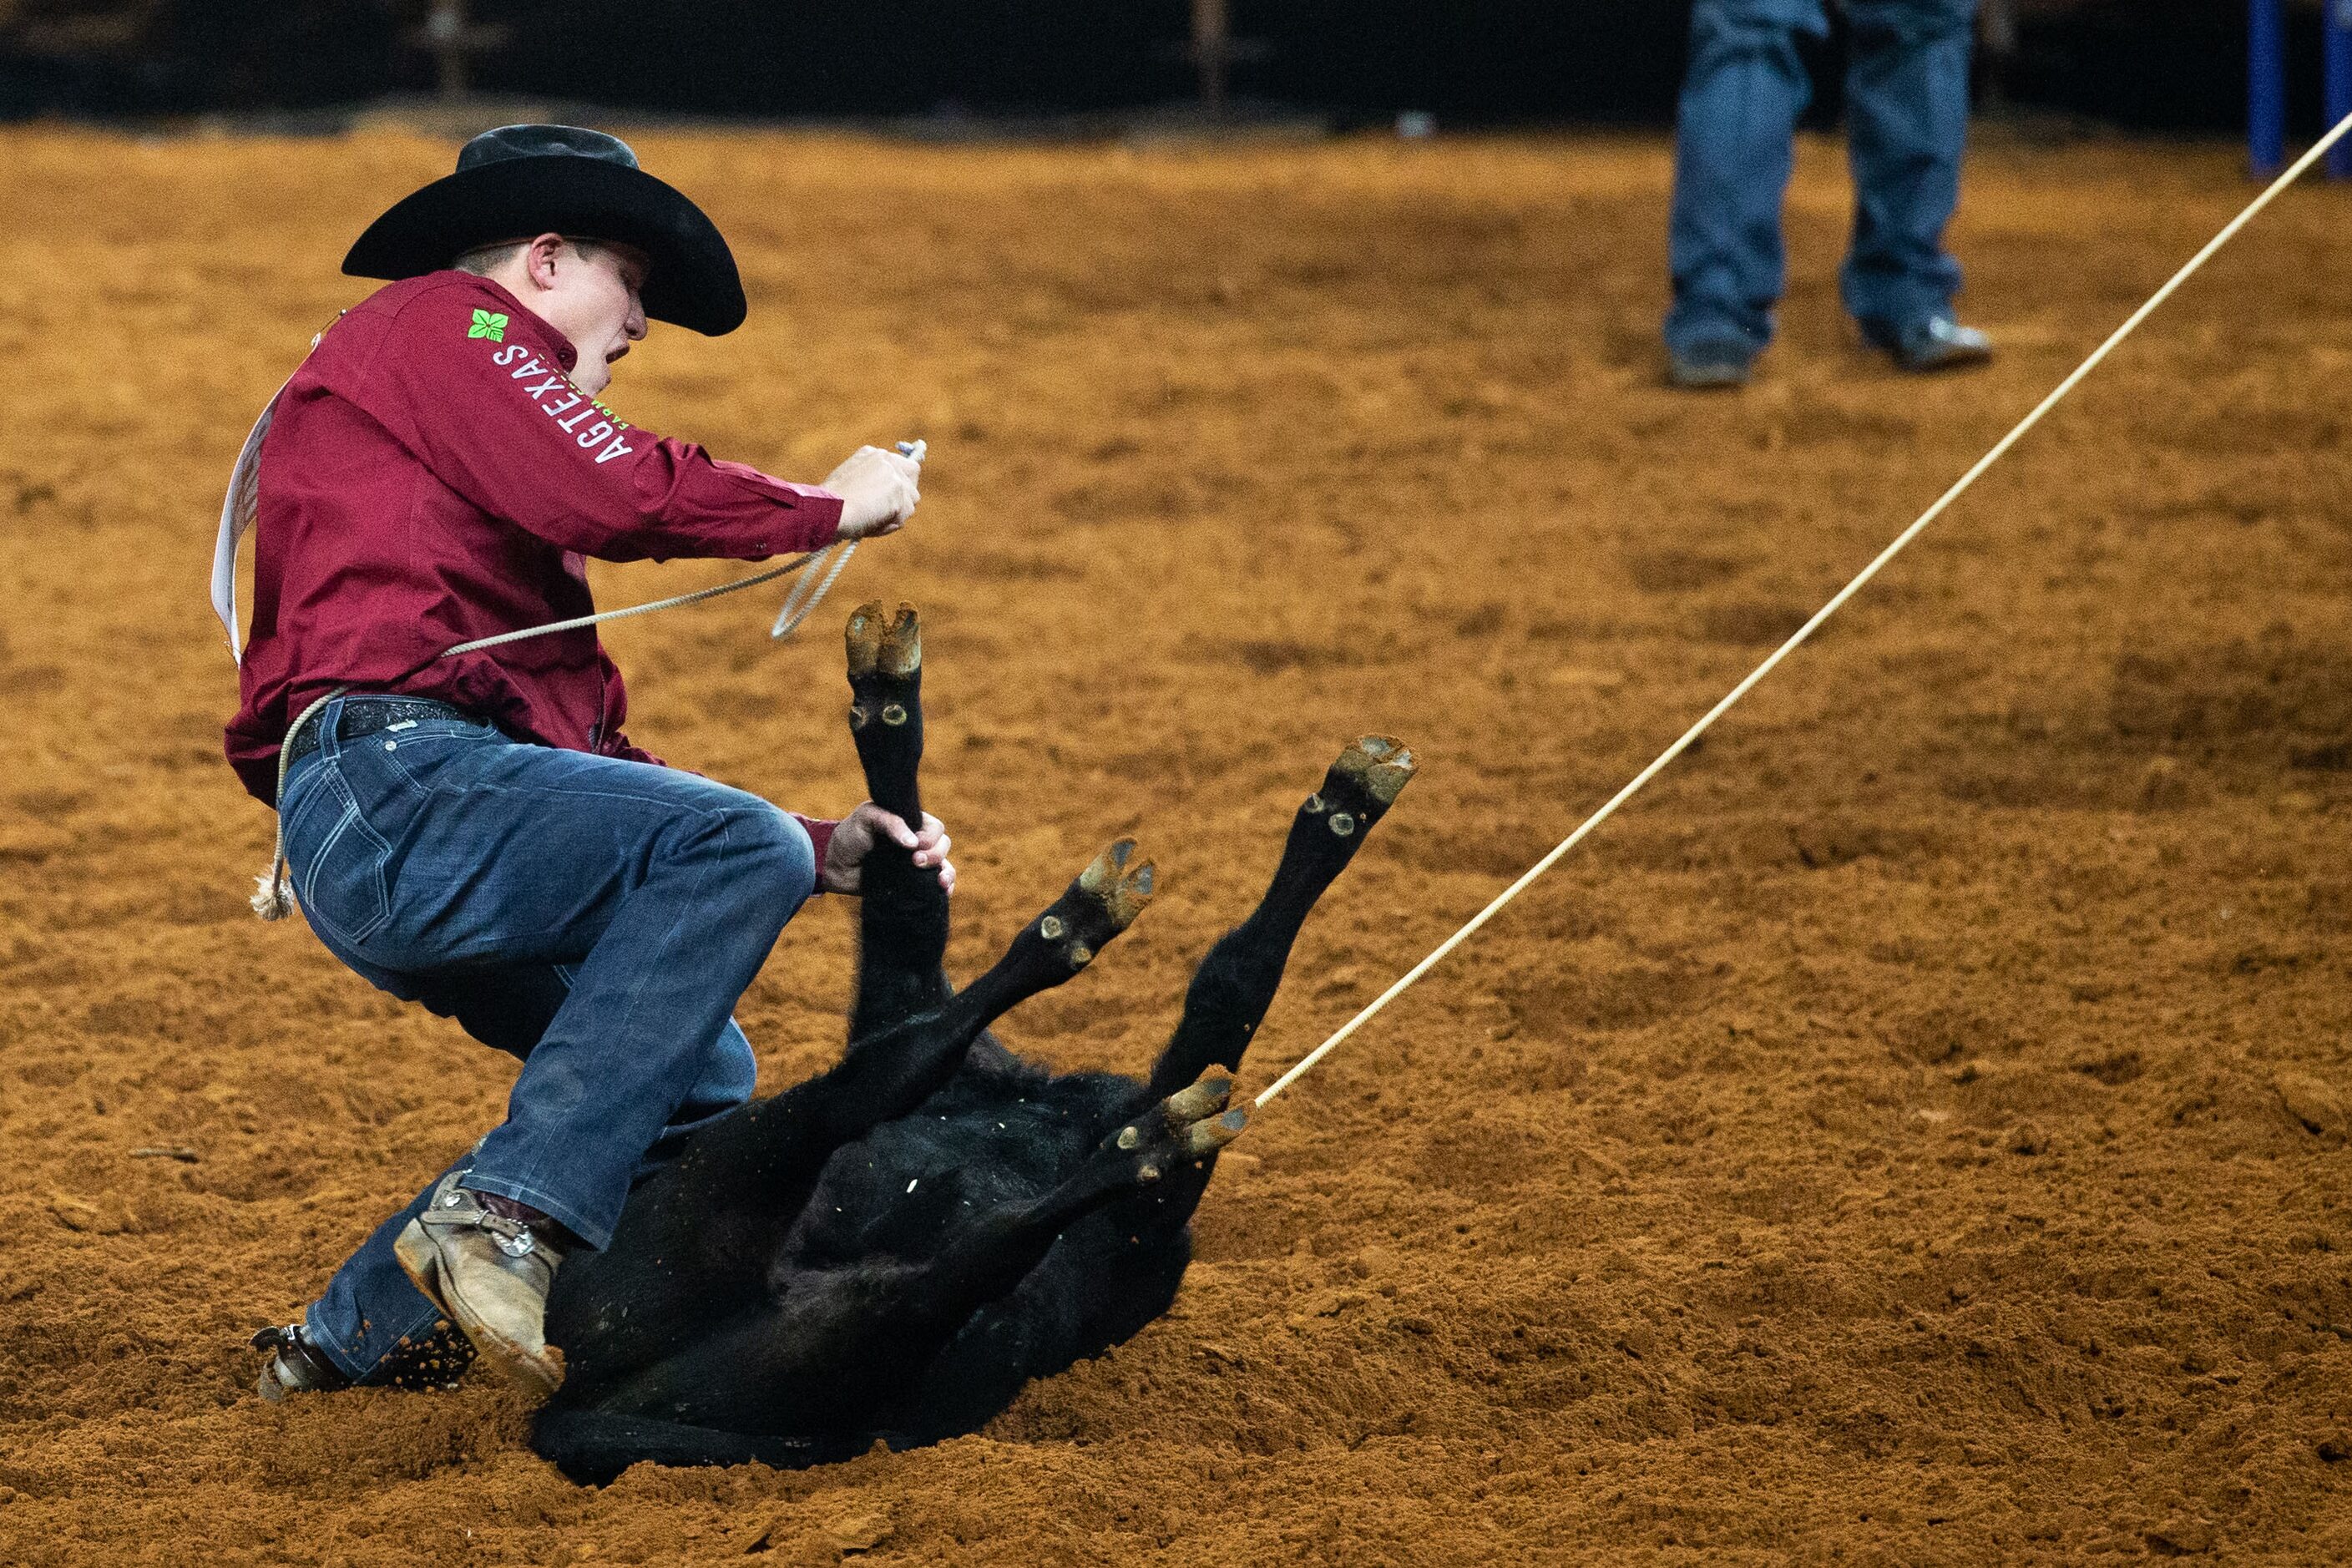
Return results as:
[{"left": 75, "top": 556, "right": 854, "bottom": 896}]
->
[{"left": 291, "top": 781, "right": 393, "bottom": 948}]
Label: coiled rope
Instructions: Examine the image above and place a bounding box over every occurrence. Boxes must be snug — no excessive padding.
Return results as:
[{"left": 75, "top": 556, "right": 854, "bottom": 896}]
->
[{"left": 1253, "top": 115, "right": 2352, "bottom": 1110}]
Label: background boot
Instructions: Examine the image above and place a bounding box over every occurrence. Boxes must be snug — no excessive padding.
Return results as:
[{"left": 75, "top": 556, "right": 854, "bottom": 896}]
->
[{"left": 1862, "top": 311, "right": 1992, "bottom": 373}]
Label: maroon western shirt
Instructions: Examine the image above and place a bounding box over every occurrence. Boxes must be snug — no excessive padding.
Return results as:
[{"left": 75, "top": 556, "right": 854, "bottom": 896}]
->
[{"left": 225, "top": 270, "right": 844, "bottom": 861}]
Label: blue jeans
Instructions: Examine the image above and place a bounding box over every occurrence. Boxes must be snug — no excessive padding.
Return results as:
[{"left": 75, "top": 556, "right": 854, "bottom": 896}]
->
[
  {"left": 275, "top": 697, "right": 817, "bottom": 1381},
  {"left": 1665, "top": 0, "right": 1978, "bottom": 356}
]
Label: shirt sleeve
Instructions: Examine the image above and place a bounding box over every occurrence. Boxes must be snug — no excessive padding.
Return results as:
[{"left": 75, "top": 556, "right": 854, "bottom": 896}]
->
[
  {"left": 350, "top": 290, "right": 844, "bottom": 564},
  {"left": 792, "top": 815, "right": 839, "bottom": 879}
]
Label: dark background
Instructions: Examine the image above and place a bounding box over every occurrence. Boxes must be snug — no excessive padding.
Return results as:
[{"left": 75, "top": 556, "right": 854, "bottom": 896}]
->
[{"left": 0, "top": 0, "right": 2324, "bottom": 134}]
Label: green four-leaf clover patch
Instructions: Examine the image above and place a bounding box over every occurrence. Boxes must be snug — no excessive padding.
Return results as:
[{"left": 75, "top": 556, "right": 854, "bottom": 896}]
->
[{"left": 468, "top": 309, "right": 508, "bottom": 342}]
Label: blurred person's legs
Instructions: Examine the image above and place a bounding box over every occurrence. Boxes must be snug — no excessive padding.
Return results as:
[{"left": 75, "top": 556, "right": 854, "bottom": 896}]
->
[
  {"left": 1665, "top": 0, "right": 1831, "bottom": 383},
  {"left": 1842, "top": 0, "right": 1992, "bottom": 370}
]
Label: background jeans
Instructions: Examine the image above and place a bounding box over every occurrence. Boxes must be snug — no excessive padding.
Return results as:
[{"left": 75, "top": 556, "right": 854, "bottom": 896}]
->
[
  {"left": 275, "top": 698, "right": 817, "bottom": 1380},
  {"left": 1665, "top": 0, "right": 1978, "bottom": 356}
]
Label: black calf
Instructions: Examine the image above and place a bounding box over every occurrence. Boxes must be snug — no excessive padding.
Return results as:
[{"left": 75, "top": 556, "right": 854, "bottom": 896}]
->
[{"left": 532, "top": 603, "right": 1415, "bottom": 1483}]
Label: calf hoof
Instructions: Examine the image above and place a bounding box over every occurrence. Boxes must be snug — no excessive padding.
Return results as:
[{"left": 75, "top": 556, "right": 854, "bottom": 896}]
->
[
  {"left": 1077, "top": 838, "right": 1156, "bottom": 932},
  {"left": 1034, "top": 839, "right": 1156, "bottom": 971},
  {"left": 1110, "top": 1070, "right": 1248, "bottom": 1183},
  {"left": 1306, "top": 735, "right": 1418, "bottom": 837},
  {"left": 1334, "top": 736, "right": 1416, "bottom": 806},
  {"left": 845, "top": 603, "right": 923, "bottom": 737},
  {"left": 845, "top": 601, "right": 921, "bottom": 680}
]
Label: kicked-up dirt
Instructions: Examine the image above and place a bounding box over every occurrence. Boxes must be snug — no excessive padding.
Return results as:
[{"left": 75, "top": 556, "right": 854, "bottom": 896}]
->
[{"left": 1, "top": 124, "right": 2349, "bottom": 1564}]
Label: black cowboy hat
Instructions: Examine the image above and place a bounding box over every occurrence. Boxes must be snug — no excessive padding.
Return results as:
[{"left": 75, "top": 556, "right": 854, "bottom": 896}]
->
[{"left": 343, "top": 124, "right": 746, "bottom": 336}]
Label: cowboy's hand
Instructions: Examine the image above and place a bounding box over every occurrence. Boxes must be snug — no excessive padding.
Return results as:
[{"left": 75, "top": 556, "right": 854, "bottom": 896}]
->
[
  {"left": 822, "top": 803, "right": 953, "bottom": 895},
  {"left": 824, "top": 445, "right": 922, "bottom": 540}
]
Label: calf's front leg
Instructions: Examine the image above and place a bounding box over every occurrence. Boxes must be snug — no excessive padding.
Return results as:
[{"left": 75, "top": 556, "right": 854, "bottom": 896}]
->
[{"left": 1147, "top": 735, "right": 1417, "bottom": 1097}]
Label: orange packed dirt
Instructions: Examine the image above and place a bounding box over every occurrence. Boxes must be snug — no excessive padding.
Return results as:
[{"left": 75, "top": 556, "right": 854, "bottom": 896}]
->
[{"left": 2, "top": 124, "right": 2349, "bottom": 1564}]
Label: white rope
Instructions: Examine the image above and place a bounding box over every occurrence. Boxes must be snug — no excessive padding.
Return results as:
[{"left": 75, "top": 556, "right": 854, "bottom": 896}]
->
[
  {"left": 438, "top": 553, "right": 817, "bottom": 659},
  {"left": 764, "top": 442, "right": 919, "bottom": 641},
  {"left": 1253, "top": 113, "right": 2352, "bottom": 1112},
  {"left": 771, "top": 539, "right": 858, "bottom": 640},
  {"left": 250, "top": 685, "right": 345, "bottom": 919},
  {"left": 436, "top": 440, "right": 923, "bottom": 658}
]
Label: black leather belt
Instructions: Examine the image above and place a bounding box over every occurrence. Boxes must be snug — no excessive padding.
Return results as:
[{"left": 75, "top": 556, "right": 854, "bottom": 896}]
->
[{"left": 283, "top": 696, "right": 472, "bottom": 771}]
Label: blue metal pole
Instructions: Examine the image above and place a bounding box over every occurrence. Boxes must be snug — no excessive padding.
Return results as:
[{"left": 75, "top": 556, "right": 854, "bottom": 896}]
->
[
  {"left": 2329, "top": 0, "right": 2352, "bottom": 178},
  {"left": 2252, "top": 0, "right": 2287, "bottom": 176}
]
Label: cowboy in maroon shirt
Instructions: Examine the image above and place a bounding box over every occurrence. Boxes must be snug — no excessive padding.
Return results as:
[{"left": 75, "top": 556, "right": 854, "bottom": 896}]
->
[{"left": 241, "top": 126, "right": 952, "bottom": 1402}]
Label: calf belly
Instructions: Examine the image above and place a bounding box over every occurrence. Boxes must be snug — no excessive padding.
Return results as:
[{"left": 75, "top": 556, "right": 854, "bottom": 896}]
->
[
  {"left": 787, "top": 1060, "right": 1145, "bottom": 1266},
  {"left": 782, "top": 1056, "right": 1197, "bottom": 1444}
]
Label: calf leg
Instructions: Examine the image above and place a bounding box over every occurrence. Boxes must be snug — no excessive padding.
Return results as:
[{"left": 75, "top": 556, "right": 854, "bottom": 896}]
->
[
  {"left": 901, "top": 736, "right": 1422, "bottom": 1416},
  {"left": 1146, "top": 735, "right": 1417, "bottom": 1097},
  {"left": 842, "top": 602, "right": 952, "bottom": 1040},
  {"left": 844, "top": 600, "right": 925, "bottom": 823},
  {"left": 579, "top": 1074, "right": 1247, "bottom": 1437}
]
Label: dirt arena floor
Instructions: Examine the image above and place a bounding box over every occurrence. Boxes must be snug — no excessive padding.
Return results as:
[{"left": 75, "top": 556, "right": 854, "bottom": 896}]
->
[{"left": 3, "top": 123, "right": 2349, "bottom": 1564}]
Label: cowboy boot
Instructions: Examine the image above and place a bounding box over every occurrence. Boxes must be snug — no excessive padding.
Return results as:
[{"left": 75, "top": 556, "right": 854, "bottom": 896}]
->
[
  {"left": 393, "top": 1172, "right": 567, "bottom": 1397},
  {"left": 250, "top": 1323, "right": 352, "bottom": 1401}
]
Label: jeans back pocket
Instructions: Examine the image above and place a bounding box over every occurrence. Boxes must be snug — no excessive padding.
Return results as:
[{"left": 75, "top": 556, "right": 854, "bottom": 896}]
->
[{"left": 290, "top": 776, "right": 393, "bottom": 947}]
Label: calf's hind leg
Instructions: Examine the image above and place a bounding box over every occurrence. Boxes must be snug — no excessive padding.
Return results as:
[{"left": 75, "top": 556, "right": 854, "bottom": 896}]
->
[
  {"left": 1035, "top": 736, "right": 1417, "bottom": 1344},
  {"left": 1147, "top": 735, "right": 1417, "bottom": 1097}
]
